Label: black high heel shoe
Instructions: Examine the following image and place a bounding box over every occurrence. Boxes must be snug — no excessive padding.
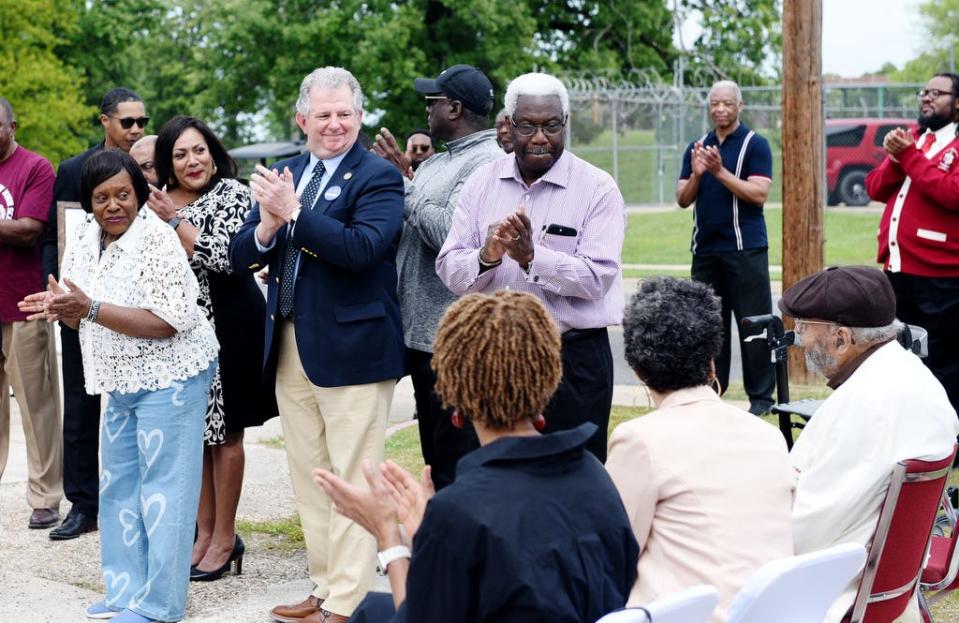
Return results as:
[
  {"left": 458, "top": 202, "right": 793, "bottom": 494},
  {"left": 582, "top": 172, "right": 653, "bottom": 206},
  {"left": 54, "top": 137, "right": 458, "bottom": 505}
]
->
[{"left": 190, "top": 534, "right": 244, "bottom": 581}]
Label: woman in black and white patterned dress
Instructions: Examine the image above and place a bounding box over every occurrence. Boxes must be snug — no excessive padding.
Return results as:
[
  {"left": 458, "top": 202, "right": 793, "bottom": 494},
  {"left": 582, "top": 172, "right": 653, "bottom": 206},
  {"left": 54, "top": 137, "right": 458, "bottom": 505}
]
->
[{"left": 148, "top": 116, "right": 277, "bottom": 581}]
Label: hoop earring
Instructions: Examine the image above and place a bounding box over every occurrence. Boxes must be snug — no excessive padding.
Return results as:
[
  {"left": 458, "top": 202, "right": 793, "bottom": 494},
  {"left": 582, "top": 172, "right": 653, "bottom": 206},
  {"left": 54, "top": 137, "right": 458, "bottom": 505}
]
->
[
  {"left": 709, "top": 376, "right": 723, "bottom": 396},
  {"left": 450, "top": 411, "right": 464, "bottom": 430}
]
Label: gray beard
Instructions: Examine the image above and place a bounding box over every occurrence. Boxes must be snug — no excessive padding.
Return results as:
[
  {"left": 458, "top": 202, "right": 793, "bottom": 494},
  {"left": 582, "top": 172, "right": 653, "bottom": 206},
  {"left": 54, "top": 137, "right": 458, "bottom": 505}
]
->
[{"left": 804, "top": 346, "right": 836, "bottom": 379}]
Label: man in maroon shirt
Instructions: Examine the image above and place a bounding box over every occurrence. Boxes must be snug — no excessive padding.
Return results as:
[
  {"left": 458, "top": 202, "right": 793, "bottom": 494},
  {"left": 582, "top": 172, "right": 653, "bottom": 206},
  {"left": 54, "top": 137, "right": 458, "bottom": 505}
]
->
[{"left": 0, "top": 97, "right": 63, "bottom": 529}]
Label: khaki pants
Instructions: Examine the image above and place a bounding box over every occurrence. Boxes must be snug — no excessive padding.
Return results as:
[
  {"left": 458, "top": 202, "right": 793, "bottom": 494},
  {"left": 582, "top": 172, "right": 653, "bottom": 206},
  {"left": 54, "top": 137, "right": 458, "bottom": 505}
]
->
[
  {"left": 275, "top": 321, "right": 393, "bottom": 617},
  {"left": 0, "top": 320, "right": 64, "bottom": 509}
]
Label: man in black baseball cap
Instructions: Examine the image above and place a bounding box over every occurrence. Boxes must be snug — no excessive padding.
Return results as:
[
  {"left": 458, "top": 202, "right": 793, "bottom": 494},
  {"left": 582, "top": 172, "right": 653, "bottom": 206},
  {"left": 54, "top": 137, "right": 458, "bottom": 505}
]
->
[
  {"left": 783, "top": 265, "right": 958, "bottom": 622},
  {"left": 413, "top": 64, "right": 495, "bottom": 116},
  {"left": 370, "top": 63, "right": 502, "bottom": 490}
]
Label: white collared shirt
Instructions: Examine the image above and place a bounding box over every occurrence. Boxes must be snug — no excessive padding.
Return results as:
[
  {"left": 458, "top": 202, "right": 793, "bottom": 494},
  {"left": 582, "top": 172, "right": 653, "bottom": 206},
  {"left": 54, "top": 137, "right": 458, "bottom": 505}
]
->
[
  {"left": 886, "top": 121, "right": 957, "bottom": 272},
  {"left": 60, "top": 208, "right": 219, "bottom": 394}
]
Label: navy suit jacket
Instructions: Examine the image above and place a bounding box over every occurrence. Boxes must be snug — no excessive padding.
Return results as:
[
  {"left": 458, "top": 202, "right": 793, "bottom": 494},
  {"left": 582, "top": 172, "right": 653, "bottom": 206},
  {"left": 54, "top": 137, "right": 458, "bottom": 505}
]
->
[{"left": 229, "top": 140, "right": 406, "bottom": 388}]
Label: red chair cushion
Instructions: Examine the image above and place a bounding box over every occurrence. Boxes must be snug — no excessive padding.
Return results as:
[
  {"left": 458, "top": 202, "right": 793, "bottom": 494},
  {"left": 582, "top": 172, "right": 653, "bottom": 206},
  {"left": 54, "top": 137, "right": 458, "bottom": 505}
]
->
[{"left": 922, "top": 535, "right": 952, "bottom": 584}]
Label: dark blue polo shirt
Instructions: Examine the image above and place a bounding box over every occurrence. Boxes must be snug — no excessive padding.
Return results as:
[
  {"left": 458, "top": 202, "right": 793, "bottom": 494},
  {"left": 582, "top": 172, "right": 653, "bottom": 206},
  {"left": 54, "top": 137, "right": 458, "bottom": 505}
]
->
[
  {"left": 680, "top": 123, "right": 773, "bottom": 254},
  {"left": 396, "top": 423, "right": 638, "bottom": 623}
]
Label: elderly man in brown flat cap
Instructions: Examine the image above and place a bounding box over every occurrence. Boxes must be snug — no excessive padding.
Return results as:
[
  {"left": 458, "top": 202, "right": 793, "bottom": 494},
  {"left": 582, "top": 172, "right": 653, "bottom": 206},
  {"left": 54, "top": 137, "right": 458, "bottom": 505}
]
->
[{"left": 782, "top": 265, "right": 958, "bottom": 623}]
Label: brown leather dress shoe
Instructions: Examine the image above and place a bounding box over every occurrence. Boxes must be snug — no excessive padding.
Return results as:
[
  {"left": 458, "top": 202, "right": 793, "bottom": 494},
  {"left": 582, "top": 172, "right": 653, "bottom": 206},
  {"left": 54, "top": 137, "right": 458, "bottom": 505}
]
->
[
  {"left": 301, "top": 609, "right": 349, "bottom": 623},
  {"left": 28, "top": 508, "right": 60, "bottom": 529},
  {"left": 270, "top": 595, "right": 324, "bottom": 623}
]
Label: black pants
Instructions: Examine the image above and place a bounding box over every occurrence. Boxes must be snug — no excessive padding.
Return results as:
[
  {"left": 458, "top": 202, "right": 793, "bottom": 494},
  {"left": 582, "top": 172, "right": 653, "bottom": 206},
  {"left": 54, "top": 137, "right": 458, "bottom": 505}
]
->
[
  {"left": 60, "top": 325, "right": 102, "bottom": 516},
  {"left": 692, "top": 248, "right": 775, "bottom": 408},
  {"left": 406, "top": 348, "right": 478, "bottom": 491},
  {"left": 887, "top": 272, "right": 959, "bottom": 412},
  {"left": 543, "top": 328, "right": 614, "bottom": 463}
]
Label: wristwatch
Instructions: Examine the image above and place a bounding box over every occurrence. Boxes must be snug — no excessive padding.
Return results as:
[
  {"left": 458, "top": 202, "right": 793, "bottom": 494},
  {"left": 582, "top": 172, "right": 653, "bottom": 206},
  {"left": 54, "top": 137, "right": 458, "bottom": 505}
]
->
[
  {"left": 376, "top": 545, "right": 411, "bottom": 571},
  {"left": 168, "top": 216, "right": 183, "bottom": 230}
]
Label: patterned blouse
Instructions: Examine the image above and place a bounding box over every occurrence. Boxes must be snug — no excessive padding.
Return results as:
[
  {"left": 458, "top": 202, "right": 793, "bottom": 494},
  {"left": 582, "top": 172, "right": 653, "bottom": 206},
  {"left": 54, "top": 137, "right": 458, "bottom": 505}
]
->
[
  {"left": 177, "top": 177, "right": 251, "bottom": 444},
  {"left": 61, "top": 209, "right": 219, "bottom": 395}
]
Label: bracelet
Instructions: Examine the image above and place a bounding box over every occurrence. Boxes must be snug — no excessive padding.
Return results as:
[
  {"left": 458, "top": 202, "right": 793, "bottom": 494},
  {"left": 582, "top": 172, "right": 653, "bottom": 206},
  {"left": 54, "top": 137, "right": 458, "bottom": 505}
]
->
[
  {"left": 86, "top": 300, "right": 101, "bottom": 324},
  {"left": 168, "top": 216, "right": 183, "bottom": 230},
  {"left": 478, "top": 252, "right": 502, "bottom": 269}
]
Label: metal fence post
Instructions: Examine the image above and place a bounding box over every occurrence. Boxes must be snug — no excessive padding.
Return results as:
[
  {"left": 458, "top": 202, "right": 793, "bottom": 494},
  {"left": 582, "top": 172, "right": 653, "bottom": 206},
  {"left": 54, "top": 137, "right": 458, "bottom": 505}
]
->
[
  {"left": 656, "top": 100, "right": 664, "bottom": 204},
  {"left": 611, "top": 94, "right": 619, "bottom": 184}
]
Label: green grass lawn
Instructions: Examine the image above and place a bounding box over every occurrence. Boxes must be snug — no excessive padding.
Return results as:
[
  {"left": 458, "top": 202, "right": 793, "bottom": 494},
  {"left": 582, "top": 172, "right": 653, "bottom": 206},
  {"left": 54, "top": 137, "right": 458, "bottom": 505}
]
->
[{"left": 622, "top": 207, "right": 882, "bottom": 270}]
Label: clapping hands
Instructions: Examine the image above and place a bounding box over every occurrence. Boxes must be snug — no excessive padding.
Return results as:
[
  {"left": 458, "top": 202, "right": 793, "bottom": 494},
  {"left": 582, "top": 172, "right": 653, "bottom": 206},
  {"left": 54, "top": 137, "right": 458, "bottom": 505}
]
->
[
  {"left": 314, "top": 459, "right": 435, "bottom": 546},
  {"left": 18, "top": 275, "right": 92, "bottom": 323},
  {"left": 883, "top": 127, "right": 915, "bottom": 160}
]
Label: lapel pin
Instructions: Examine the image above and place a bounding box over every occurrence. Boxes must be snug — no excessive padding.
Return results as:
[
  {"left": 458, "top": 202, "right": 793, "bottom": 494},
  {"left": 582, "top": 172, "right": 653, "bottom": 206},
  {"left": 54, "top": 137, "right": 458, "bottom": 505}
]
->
[{"left": 324, "top": 185, "right": 343, "bottom": 201}]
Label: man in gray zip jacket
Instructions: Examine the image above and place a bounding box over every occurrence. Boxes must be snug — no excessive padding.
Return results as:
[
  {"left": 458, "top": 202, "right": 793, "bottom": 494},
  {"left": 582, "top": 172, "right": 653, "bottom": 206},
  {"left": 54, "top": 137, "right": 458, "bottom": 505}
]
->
[{"left": 373, "top": 64, "right": 502, "bottom": 489}]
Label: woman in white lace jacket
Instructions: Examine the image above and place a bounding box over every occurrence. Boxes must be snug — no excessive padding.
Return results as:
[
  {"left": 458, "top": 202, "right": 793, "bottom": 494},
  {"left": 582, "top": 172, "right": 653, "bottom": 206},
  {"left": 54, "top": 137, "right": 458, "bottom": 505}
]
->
[{"left": 20, "top": 150, "right": 218, "bottom": 623}]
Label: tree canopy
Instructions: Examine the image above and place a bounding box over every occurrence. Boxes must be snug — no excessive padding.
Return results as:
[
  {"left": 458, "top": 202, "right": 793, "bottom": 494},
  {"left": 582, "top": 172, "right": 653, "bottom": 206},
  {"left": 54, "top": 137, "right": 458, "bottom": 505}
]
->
[{"left": 5, "top": 0, "right": 783, "bottom": 164}]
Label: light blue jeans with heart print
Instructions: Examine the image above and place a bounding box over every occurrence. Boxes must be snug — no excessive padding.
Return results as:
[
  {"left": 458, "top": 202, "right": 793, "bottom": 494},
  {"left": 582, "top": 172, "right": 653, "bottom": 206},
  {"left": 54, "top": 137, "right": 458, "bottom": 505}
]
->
[{"left": 98, "top": 362, "right": 215, "bottom": 622}]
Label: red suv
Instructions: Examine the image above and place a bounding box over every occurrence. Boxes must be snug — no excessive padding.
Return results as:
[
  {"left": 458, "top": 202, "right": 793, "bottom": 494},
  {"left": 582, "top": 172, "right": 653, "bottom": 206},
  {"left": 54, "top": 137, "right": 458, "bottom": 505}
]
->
[{"left": 826, "top": 117, "right": 917, "bottom": 206}]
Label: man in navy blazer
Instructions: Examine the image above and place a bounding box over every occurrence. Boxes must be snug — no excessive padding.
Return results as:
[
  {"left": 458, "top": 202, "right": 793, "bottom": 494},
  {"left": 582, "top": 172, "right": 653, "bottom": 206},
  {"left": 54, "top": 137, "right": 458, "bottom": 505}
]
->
[{"left": 229, "top": 67, "right": 404, "bottom": 623}]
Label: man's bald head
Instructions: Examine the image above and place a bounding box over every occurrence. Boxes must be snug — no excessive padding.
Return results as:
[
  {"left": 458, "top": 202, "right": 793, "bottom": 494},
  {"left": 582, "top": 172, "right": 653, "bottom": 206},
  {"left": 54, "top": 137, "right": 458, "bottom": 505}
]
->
[{"left": 130, "top": 135, "right": 159, "bottom": 186}]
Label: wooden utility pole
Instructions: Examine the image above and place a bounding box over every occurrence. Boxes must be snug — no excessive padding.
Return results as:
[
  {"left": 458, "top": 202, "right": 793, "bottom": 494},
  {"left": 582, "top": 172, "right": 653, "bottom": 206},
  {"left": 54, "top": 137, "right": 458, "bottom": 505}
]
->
[{"left": 781, "top": 0, "right": 824, "bottom": 384}]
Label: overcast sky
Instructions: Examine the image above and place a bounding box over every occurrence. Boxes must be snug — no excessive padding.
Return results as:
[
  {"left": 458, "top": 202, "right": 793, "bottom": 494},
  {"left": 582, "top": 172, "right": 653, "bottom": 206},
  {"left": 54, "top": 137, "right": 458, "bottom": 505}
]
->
[{"left": 822, "top": 0, "right": 924, "bottom": 76}]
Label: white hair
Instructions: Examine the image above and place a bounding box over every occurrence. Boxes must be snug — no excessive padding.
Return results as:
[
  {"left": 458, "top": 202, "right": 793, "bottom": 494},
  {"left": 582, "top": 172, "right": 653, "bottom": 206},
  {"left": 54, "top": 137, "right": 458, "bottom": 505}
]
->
[
  {"left": 848, "top": 320, "right": 904, "bottom": 345},
  {"left": 708, "top": 80, "right": 743, "bottom": 104},
  {"left": 295, "top": 67, "right": 364, "bottom": 116},
  {"left": 504, "top": 73, "right": 569, "bottom": 118}
]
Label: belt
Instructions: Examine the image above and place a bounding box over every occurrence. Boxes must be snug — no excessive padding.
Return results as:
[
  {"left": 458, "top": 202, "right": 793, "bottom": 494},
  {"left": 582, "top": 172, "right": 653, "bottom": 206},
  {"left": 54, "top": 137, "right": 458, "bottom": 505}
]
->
[{"left": 561, "top": 327, "right": 606, "bottom": 342}]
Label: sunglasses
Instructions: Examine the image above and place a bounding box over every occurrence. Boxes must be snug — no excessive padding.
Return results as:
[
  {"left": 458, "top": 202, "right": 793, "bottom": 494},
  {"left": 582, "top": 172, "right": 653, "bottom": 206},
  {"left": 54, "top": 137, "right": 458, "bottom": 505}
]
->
[
  {"left": 112, "top": 116, "right": 150, "bottom": 129},
  {"left": 424, "top": 95, "right": 448, "bottom": 107},
  {"left": 410, "top": 145, "right": 432, "bottom": 154}
]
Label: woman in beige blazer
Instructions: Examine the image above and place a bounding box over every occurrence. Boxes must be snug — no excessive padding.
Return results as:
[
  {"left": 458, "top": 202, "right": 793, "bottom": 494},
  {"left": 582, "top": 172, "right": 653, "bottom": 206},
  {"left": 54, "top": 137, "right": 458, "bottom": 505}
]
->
[{"left": 605, "top": 277, "right": 795, "bottom": 623}]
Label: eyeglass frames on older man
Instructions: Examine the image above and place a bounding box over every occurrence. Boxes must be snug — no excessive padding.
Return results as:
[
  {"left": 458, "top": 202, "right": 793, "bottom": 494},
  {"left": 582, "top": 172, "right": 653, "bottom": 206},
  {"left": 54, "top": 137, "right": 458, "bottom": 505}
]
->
[
  {"left": 111, "top": 116, "right": 150, "bottom": 129},
  {"left": 424, "top": 95, "right": 448, "bottom": 107},
  {"left": 793, "top": 318, "right": 839, "bottom": 335},
  {"left": 509, "top": 116, "right": 565, "bottom": 137}
]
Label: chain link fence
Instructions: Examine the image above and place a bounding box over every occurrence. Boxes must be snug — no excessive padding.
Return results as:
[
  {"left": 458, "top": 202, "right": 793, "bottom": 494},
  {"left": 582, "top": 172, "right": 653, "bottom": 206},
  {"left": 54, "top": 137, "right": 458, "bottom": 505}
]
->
[{"left": 563, "top": 73, "right": 923, "bottom": 206}]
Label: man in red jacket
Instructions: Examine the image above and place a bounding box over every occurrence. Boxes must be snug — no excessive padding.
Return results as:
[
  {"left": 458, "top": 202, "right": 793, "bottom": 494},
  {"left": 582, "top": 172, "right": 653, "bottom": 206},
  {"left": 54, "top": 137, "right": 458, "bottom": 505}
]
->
[{"left": 865, "top": 72, "right": 959, "bottom": 417}]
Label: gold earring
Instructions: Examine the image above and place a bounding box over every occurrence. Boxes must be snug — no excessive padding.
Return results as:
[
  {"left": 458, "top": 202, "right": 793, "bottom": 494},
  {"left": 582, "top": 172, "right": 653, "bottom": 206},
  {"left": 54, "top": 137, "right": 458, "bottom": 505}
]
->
[{"left": 709, "top": 376, "right": 723, "bottom": 396}]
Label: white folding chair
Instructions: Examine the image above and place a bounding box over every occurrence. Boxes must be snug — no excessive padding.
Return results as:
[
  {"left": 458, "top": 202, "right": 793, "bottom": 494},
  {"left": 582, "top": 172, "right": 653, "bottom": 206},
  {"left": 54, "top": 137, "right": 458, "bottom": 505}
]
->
[
  {"left": 726, "top": 542, "right": 867, "bottom": 623},
  {"left": 596, "top": 585, "right": 719, "bottom": 623}
]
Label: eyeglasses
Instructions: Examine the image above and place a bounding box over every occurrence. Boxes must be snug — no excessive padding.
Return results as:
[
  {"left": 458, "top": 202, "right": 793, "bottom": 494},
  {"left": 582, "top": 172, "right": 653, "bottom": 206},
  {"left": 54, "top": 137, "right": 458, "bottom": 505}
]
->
[
  {"left": 510, "top": 117, "right": 565, "bottom": 137},
  {"left": 793, "top": 318, "right": 838, "bottom": 335},
  {"left": 916, "top": 89, "right": 957, "bottom": 100},
  {"left": 424, "top": 95, "right": 448, "bottom": 107},
  {"left": 409, "top": 145, "right": 432, "bottom": 154},
  {"left": 112, "top": 116, "right": 150, "bottom": 129}
]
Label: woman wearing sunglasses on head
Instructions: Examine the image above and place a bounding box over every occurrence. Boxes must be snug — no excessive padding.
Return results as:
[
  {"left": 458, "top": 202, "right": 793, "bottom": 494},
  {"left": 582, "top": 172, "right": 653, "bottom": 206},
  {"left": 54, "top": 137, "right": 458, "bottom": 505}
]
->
[{"left": 147, "top": 116, "right": 278, "bottom": 583}]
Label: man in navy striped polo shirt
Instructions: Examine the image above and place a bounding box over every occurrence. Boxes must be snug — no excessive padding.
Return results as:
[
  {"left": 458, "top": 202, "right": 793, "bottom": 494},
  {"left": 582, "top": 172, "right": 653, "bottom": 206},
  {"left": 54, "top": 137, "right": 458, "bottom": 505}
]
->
[{"left": 676, "top": 80, "right": 775, "bottom": 415}]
